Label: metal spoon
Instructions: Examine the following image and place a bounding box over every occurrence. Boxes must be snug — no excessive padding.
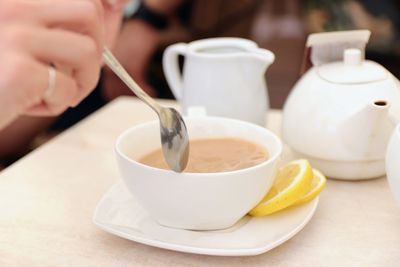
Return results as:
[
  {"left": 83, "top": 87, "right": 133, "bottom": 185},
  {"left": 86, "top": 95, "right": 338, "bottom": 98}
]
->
[{"left": 103, "top": 47, "right": 189, "bottom": 172}]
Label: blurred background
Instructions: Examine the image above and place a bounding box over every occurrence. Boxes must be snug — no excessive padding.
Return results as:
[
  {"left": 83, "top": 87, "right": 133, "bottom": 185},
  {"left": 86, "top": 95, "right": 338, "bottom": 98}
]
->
[
  {"left": 0, "top": 0, "right": 399, "bottom": 167},
  {"left": 103, "top": 0, "right": 400, "bottom": 108}
]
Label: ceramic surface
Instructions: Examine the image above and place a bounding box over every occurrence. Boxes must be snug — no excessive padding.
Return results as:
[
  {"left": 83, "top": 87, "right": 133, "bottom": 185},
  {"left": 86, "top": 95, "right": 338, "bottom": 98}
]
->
[
  {"left": 163, "top": 38, "right": 274, "bottom": 126},
  {"left": 386, "top": 124, "right": 400, "bottom": 205},
  {"left": 93, "top": 182, "right": 319, "bottom": 256},
  {"left": 283, "top": 45, "right": 400, "bottom": 180},
  {"left": 115, "top": 116, "right": 282, "bottom": 230}
]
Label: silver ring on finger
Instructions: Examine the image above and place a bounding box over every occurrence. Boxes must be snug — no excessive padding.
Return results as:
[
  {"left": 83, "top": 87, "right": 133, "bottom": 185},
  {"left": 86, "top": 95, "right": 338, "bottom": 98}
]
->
[{"left": 43, "top": 65, "right": 57, "bottom": 101}]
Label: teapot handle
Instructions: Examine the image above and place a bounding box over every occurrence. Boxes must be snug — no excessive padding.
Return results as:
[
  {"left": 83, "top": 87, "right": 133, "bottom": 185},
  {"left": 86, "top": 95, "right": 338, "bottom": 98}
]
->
[{"left": 163, "top": 43, "right": 187, "bottom": 100}]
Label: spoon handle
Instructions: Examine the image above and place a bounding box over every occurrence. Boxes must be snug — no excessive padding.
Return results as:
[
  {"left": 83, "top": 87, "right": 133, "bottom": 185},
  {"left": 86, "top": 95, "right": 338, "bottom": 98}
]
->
[{"left": 102, "top": 47, "right": 161, "bottom": 113}]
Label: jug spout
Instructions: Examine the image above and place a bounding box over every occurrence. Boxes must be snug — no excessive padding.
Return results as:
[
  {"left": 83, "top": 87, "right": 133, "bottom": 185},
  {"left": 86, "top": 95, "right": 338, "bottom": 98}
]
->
[
  {"left": 340, "top": 100, "right": 395, "bottom": 158},
  {"left": 241, "top": 48, "right": 275, "bottom": 74}
]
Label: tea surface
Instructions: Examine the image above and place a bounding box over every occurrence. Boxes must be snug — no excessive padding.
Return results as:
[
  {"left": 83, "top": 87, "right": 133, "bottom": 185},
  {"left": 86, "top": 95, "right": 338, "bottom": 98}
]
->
[{"left": 138, "top": 138, "right": 269, "bottom": 173}]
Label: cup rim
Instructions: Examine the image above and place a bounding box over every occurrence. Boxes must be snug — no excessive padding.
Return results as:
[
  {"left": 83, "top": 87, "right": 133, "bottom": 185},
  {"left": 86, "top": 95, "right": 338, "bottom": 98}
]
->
[{"left": 115, "top": 116, "right": 282, "bottom": 176}]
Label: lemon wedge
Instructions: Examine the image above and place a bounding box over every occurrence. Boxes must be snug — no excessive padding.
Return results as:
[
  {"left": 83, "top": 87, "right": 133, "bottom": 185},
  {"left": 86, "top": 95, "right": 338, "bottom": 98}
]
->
[
  {"left": 249, "top": 159, "right": 314, "bottom": 216},
  {"left": 294, "top": 169, "right": 326, "bottom": 206}
]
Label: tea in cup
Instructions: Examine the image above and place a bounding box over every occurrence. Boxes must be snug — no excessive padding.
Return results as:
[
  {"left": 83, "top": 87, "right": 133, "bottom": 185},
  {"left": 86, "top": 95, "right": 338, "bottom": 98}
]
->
[
  {"left": 115, "top": 116, "right": 282, "bottom": 230},
  {"left": 139, "top": 137, "right": 269, "bottom": 173},
  {"left": 386, "top": 123, "right": 400, "bottom": 205}
]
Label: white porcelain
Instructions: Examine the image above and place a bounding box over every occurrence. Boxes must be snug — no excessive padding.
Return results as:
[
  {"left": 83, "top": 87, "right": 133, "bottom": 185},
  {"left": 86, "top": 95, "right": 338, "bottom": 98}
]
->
[
  {"left": 93, "top": 182, "right": 319, "bottom": 256},
  {"left": 162, "top": 38, "right": 275, "bottom": 126},
  {"left": 386, "top": 124, "right": 400, "bottom": 205},
  {"left": 283, "top": 46, "right": 400, "bottom": 180},
  {"left": 115, "top": 116, "right": 282, "bottom": 230}
]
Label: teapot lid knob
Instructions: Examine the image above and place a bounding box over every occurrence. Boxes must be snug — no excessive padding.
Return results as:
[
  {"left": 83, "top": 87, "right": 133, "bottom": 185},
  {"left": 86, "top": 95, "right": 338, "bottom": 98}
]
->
[
  {"left": 344, "top": 49, "right": 362, "bottom": 66},
  {"left": 318, "top": 47, "right": 388, "bottom": 84}
]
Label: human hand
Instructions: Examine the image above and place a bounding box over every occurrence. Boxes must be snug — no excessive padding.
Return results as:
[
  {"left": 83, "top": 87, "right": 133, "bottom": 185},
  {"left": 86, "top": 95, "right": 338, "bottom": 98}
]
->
[{"left": 0, "top": 0, "right": 105, "bottom": 128}]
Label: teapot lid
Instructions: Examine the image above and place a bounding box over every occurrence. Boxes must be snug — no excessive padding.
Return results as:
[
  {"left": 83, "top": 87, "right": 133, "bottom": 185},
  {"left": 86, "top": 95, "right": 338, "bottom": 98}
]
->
[{"left": 317, "top": 49, "right": 388, "bottom": 84}]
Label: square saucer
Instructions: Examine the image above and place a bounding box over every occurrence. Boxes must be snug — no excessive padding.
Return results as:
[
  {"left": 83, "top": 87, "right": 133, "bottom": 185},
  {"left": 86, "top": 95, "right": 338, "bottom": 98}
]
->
[{"left": 93, "top": 182, "right": 319, "bottom": 256}]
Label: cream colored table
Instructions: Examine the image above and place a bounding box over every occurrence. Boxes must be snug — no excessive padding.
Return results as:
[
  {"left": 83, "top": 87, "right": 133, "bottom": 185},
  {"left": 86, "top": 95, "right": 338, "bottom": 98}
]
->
[{"left": 1, "top": 97, "right": 399, "bottom": 267}]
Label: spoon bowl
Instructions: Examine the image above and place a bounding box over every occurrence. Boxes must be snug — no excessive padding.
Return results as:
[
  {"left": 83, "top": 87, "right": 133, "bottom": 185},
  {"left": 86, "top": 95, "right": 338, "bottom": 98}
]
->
[{"left": 159, "top": 107, "right": 189, "bottom": 172}]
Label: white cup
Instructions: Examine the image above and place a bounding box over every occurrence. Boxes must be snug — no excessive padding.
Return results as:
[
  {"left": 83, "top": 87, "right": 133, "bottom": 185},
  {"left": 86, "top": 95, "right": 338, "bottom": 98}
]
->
[
  {"left": 386, "top": 123, "right": 400, "bottom": 205},
  {"left": 115, "top": 116, "right": 282, "bottom": 230}
]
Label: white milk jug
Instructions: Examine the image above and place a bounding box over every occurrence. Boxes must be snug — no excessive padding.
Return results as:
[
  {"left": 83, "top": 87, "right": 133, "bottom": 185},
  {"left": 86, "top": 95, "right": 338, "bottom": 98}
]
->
[{"left": 163, "top": 38, "right": 275, "bottom": 126}]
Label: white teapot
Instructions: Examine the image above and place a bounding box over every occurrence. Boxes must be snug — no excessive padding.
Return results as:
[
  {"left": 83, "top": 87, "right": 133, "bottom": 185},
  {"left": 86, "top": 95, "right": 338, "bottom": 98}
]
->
[{"left": 282, "top": 30, "right": 400, "bottom": 180}]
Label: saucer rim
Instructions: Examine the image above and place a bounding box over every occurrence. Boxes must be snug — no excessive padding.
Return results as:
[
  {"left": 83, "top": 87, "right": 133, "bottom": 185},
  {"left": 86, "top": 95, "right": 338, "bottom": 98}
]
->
[{"left": 93, "top": 182, "right": 319, "bottom": 256}]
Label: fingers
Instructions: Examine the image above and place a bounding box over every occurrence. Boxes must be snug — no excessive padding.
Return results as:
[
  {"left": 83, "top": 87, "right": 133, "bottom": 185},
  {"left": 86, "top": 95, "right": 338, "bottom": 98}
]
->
[
  {"left": 0, "top": 0, "right": 108, "bottom": 119},
  {"left": 37, "top": 0, "right": 104, "bottom": 104},
  {"left": 32, "top": 27, "right": 101, "bottom": 101},
  {"left": 0, "top": 54, "right": 43, "bottom": 113},
  {"left": 0, "top": 53, "right": 78, "bottom": 117},
  {"left": 25, "top": 66, "right": 80, "bottom": 117},
  {"left": 0, "top": 0, "right": 104, "bottom": 101},
  {"left": 0, "top": 0, "right": 104, "bottom": 52},
  {"left": 43, "top": 0, "right": 104, "bottom": 53},
  {"left": 0, "top": 0, "right": 107, "bottom": 107},
  {"left": 2, "top": 25, "right": 101, "bottom": 106}
]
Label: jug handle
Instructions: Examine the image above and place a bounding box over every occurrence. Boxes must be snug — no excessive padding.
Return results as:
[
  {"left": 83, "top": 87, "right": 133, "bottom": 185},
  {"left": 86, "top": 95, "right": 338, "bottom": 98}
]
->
[{"left": 163, "top": 43, "right": 187, "bottom": 100}]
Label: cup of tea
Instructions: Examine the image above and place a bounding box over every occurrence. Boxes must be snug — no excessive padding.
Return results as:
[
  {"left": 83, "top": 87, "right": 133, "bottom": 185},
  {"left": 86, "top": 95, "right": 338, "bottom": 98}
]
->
[
  {"left": 115, "top": 116, "right": 282, "bottom": 230},
  {"left": 162, "top": 38, "right": 275, "bottom": 126},
  {"left": 386, "top": 123, "right": 400, "bottom": 205}
]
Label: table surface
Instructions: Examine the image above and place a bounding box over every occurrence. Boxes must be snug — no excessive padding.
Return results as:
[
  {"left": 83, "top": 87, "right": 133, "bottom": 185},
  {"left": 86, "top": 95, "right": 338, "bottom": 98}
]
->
[{"left": 1, "top": 97, "right": 399, "bottom": 267}]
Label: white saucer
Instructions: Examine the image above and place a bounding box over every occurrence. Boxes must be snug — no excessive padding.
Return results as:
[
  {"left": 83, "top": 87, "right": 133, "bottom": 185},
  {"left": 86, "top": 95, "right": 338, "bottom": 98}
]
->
[{"left": 93, "top": 182, "right": 319, "bottom": 256}]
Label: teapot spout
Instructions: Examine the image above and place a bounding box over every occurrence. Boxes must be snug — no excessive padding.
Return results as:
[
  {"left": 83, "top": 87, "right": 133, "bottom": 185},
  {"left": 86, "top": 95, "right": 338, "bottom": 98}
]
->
[{"left": 341, "top": 100, "right": 395, "bottom": 158}]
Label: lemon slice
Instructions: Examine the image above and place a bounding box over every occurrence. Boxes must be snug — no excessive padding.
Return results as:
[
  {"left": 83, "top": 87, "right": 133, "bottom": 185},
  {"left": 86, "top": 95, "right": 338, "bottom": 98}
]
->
[
  {"left": 249, "top": 159, "right": 314, "bottom": 216},
  {"left": 294, "top": 169, "right": 326, "bottom": 206}
]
